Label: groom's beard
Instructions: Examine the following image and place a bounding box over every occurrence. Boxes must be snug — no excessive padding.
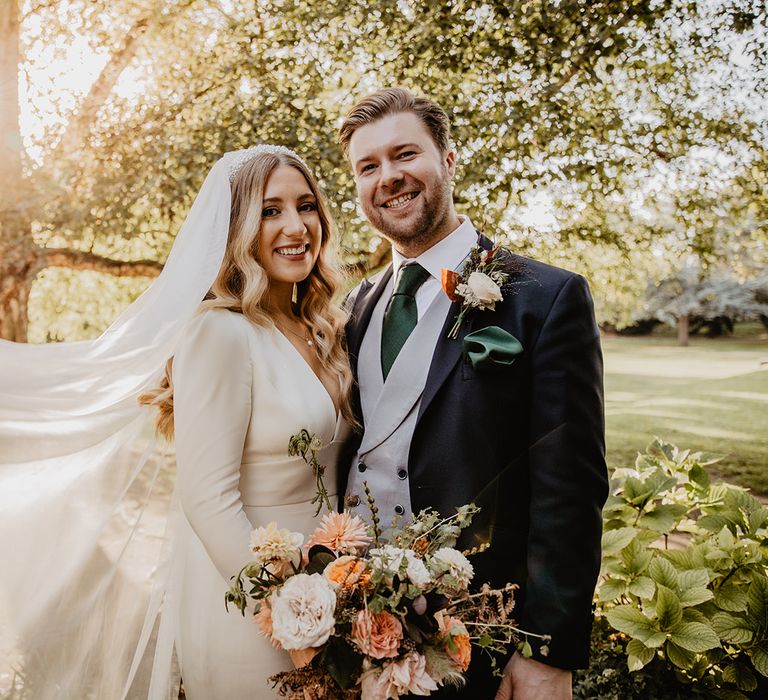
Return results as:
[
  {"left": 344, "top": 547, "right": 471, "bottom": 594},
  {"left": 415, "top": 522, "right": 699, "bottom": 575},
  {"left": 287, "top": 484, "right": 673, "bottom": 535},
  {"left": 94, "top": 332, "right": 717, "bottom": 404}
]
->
[{"left": 363, "top": 170, "right": 454, "bottom": 253}]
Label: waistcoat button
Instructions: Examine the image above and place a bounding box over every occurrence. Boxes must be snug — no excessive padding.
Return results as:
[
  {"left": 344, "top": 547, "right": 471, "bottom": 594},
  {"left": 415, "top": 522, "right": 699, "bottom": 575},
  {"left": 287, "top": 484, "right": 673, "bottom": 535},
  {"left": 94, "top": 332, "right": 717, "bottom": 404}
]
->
[
  {"left": 397, "top": 468, "right": 407, "bottom": 480},
  {"left": 394, "top": 504, "right": 405, "bottom": 515},
  {"left": 357, "top": 462, "right": 367, "bottom": 472}
]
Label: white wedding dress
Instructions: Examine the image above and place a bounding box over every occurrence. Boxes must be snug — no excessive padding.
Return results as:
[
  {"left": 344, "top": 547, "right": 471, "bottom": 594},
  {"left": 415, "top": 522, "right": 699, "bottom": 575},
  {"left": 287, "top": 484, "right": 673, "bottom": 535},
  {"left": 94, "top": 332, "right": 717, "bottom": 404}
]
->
[{"left": 169, "top": 308, "right": 339, "bottom": 699}]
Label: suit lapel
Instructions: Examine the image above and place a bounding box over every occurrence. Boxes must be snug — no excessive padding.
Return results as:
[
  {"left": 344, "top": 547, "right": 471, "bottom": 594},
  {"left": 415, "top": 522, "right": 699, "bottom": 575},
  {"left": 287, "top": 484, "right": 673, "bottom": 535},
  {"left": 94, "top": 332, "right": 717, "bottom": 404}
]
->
[
  {"left": 417, "top": 234, "right": 495, "bottom": 422},
  {"left": 347, "top": 266, "right": 393, "bottom": 370}
]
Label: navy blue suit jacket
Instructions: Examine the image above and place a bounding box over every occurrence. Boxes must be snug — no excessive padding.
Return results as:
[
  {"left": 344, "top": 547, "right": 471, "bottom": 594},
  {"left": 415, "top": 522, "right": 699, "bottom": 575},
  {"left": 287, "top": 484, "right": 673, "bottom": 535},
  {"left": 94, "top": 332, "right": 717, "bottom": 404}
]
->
[{"left": 340, "top": 238, "right": 608, "bottom": 690}]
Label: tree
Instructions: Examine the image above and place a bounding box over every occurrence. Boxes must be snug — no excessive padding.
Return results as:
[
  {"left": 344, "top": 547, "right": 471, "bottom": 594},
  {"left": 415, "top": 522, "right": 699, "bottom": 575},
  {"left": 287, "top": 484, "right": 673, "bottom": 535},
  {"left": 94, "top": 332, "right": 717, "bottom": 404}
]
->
[
  {"left": 644, "top": 266, "right": 768, "bottom": 345},
  {"left": 0, "top": 0, "right": 167, "bottom": 341},
  {"left": 3, "top": 0, "right": 767, "bottom": 341}
]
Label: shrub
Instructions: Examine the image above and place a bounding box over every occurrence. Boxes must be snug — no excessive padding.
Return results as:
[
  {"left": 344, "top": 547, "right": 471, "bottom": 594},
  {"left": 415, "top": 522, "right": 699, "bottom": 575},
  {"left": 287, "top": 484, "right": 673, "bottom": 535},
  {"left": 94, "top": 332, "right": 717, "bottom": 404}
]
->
[{"left": 595, "top": 438, "right": 768, "bottom": 699}]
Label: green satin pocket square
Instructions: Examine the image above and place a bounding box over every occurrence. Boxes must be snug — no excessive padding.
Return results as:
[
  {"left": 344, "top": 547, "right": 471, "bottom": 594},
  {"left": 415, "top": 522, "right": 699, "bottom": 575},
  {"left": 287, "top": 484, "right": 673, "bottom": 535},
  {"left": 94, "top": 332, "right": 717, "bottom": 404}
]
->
[{"left": 462, "top": 326, "right": 523, "bottom": 371}]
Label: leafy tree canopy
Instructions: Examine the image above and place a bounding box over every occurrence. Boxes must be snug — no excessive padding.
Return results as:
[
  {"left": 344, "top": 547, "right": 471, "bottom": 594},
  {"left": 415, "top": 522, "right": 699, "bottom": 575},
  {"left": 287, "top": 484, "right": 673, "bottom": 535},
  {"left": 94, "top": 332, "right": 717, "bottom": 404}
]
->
[{"left": 4, "top": 0, "right": 767, "bottom": 339}]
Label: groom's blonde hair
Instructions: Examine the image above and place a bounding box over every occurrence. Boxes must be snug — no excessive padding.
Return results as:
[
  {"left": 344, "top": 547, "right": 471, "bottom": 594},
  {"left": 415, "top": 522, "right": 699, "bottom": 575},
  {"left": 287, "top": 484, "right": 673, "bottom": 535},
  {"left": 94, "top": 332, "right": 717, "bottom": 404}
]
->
[{"left": 338, "top": 88, "right": 451, "bottom": 156}]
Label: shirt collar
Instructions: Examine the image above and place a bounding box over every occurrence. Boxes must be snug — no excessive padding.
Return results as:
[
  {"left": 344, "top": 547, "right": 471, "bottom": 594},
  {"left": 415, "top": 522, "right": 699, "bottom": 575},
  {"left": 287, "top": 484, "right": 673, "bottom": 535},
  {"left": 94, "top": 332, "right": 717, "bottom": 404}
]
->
[{"left": 391, "top": 216, "right": 478, "bottom": 283}]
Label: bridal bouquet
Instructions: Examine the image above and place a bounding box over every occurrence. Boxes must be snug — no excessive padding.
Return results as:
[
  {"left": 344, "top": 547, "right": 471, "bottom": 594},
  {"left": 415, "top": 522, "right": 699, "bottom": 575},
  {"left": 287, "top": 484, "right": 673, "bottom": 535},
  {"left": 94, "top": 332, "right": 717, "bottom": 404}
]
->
[{"left": 225, "top": 433, "right": 547, "bottom": 700}]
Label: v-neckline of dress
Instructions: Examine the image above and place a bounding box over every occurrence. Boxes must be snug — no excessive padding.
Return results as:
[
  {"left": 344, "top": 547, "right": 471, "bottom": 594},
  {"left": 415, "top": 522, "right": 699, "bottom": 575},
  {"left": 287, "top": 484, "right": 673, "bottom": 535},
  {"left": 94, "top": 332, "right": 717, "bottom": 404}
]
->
[{"left": 274, "top": 328, "right": 340, "bottom": 421}]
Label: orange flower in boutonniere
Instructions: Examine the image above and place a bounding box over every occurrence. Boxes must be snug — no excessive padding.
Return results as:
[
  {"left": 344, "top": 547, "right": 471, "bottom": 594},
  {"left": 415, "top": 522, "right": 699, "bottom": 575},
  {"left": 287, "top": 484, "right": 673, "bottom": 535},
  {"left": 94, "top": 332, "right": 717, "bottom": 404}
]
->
[{"left": 441, "top": 245, "right": 510, "bottom": 339}]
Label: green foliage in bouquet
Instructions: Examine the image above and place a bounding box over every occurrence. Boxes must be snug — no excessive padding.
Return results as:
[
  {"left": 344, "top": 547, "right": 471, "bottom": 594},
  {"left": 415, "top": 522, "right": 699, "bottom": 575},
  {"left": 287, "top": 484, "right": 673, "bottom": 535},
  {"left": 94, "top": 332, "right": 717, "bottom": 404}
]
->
[{"left": 597, "top": 438, "right": 768, "bottom": 698}]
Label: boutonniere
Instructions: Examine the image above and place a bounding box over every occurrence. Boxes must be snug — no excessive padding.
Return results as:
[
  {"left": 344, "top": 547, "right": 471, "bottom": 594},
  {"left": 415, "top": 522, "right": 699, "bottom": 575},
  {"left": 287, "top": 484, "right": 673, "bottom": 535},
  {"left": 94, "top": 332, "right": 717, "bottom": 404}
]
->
[{"left": 441, "top": 245, "right": 510, "bottom": 339}]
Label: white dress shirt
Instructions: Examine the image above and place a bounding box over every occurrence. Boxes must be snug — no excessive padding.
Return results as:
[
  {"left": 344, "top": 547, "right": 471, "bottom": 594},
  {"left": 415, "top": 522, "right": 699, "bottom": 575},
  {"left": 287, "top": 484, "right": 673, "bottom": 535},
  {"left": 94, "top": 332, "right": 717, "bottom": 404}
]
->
[{"left": 390, "top": 216, "right": 479, "bottom": 318}]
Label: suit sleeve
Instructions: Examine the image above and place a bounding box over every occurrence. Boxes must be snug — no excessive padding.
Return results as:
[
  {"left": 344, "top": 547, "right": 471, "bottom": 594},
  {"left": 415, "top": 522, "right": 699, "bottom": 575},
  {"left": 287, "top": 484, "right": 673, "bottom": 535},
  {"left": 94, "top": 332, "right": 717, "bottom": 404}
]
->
[
  {"left": 173, "top": 310, "right": 255, "bottom": 584},
  {"left": 520, "top": 274, "right": 608, "bottom": 669}
]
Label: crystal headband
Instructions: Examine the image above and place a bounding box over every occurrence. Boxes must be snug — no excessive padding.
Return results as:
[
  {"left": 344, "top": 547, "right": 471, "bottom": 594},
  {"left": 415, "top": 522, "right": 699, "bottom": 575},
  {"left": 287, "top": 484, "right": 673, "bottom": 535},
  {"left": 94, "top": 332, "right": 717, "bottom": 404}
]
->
[{"left": 226, "top": 144, "right": 308, "bottom": 182}]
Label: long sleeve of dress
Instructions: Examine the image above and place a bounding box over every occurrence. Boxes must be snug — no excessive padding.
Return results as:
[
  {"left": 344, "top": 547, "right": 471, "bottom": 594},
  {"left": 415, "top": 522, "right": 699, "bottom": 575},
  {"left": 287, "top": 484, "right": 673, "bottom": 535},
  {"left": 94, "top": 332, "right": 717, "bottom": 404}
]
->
[{"left": 173, "top": 310, "right": 255, "bottom": 583}]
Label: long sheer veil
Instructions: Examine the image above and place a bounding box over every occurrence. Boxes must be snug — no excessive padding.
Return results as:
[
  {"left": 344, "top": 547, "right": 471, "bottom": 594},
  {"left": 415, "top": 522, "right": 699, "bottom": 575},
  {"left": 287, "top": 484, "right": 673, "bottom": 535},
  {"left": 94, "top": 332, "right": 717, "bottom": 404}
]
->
[{"left": 0, "top": 153, "right": 237, "bottom": 699}]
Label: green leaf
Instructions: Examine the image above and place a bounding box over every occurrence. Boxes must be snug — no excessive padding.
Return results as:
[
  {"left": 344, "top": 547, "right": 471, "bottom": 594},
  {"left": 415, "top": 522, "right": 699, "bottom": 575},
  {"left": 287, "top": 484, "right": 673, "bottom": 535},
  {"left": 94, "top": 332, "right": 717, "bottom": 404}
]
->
[
  {"left": 711, "top": 689, "right": 750, "bottom": 700},
  {"left": 626, "top": 638, "right": 655, "bottom": 671},
  {"left": 679, "top": 587, "right": 714, "bottom": 607},
  {"left": 712, "top": 612, "right": 754, "bottom": 645},
  {"left": 639, "top": 504, "right": 688, "bottom": 532},
  {"left": 649, "top": 558, "right": 678, "bottom": 589},
  {"left": 598, "top": 577, "right": 627, "bottom": 602},
  {"left": 668, "top": 622, "right": 721, "bottom": 653},
  {"left": 678, "top": 569, "right": 710, "bottom": 590},
  {"left": 666, "top": 640, "right": 696, "bottom": 670},
  {"left": 750, "top": 643, "right": 768, "bottom": 678},
  {"left": 689, "top": 464, "right": 710, "bottom": 490},
  {"left": 722, "top": 662, "right": 757, "bottom": 692},
  {"left": 320, "top": 637, "right": 363, "bottom": 690},
  {"left": 621, "top": 539, "right": 653, "bottom": 575},
  {"left": 605, "top": 605, "right": 659, "bottom": 643},
  {"left": 718, "top": 526, "right": 736, "bottom": 549},
  {"left": 628, "top": 576, "right": 655, "bottom": 599},
  {"left": 601, "top": 527, "right": 638, "bottom": 555},
  {"left": 518, "top": 640, "right": 533, "bottom": 658},
  {"left": 715, "top": 583, "right": 748, "bottom": 612},
  {"left": 644, "top": 630, "right": 669, "bottom": 648},
  {"left": 477, "top": 633, "right": 493, "bottom": 647},
  {"left": 304, "top": 550, "right": 336, "bottom": 575},
  {"left": 747, "top": 575, "right": 768, "bottom": 631},
  {"left": 656, "top": 584, "right": 683, "bottom": 630}
]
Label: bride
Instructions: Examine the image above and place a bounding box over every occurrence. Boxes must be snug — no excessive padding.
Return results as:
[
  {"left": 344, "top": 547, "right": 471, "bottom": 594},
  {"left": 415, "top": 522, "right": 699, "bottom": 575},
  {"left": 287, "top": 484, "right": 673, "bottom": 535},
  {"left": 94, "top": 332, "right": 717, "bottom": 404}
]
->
[{"left": 0, "top": 146, "right": 354, "bottom": 699}]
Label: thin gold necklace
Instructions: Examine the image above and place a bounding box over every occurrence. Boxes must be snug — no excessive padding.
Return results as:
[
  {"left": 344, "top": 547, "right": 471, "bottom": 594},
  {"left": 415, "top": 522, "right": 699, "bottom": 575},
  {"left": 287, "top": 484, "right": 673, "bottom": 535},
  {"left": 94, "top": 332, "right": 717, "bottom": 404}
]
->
[{"left": 278, "top": 319, "right": 313, "bottom": 347}]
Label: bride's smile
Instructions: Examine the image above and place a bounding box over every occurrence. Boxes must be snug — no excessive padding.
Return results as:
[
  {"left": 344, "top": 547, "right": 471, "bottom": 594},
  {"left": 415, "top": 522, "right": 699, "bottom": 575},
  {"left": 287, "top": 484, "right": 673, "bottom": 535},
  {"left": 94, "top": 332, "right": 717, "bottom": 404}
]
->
[{"left": 257, "top": 164, "right": 322, "bottom": 291}]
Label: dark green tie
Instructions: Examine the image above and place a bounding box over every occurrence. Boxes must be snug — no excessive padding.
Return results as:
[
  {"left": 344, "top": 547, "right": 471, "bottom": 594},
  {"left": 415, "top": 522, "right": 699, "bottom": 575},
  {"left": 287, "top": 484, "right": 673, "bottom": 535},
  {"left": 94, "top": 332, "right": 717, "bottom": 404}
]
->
[{"left": 381, "top": 263, "right": 431, "bottom": 380}]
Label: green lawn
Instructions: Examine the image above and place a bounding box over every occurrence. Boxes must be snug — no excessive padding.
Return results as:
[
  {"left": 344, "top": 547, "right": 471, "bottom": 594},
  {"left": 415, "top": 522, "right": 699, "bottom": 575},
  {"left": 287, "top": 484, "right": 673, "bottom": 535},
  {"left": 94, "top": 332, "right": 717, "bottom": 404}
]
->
[{"left": 603, "top": 333, "right": 768, "bottom": 494}]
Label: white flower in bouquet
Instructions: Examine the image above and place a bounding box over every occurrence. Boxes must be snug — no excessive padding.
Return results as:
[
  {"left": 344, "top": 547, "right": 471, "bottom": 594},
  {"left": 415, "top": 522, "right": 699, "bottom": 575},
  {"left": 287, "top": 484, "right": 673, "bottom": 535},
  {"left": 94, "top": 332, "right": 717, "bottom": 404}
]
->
[
  {"left": 368, "top": 545, "right": 409, "bottom": 577},
  {"left": 463, "top": 271, "right": 503, "bottom": 309},
  {"left": 403, "top": 550, "right": 431, "bottom": 588},
  {"left": 269, "top": 573, "right": 337, "bottom": 650},
  {"left": 430, "top": 547, "right": 474, "bottom": 588},
  {"left": 249, "top": 521, "right": 304, "bottom": 577},
  {"left": 360, "top": 652, "right": 438, "bottom": 700}
]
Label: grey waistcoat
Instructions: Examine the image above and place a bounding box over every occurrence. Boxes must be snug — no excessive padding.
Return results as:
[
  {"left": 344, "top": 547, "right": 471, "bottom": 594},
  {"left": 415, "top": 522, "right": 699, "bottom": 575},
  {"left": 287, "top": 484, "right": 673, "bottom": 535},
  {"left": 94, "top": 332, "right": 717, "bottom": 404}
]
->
[{"left": 344, "top": 277, "right": 451, "bottom": 525}]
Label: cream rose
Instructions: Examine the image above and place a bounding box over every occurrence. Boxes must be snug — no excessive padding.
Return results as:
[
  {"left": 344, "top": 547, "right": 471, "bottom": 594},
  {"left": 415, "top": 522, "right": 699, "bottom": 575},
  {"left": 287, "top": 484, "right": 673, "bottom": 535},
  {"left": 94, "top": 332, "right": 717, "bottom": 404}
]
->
[
  {"left": 466, "top": 271, "right": 502, "bottom": 308},
  {"left": 269, "top": 573, "right": 337, "bottom": 650}
]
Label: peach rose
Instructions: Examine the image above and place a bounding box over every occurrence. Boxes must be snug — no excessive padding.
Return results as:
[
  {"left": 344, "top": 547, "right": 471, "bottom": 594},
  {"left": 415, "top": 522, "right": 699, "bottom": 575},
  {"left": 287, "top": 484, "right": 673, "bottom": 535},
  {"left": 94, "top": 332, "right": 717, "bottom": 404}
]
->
[
  {"left": 324, "top": 555, "right": 369, "bottom": 588},
  {"left": 440, "top": 616, "right": 472, "bottom": 671},
  {"left": 351, "top": 609, "right": 403, "bottom": 659}
]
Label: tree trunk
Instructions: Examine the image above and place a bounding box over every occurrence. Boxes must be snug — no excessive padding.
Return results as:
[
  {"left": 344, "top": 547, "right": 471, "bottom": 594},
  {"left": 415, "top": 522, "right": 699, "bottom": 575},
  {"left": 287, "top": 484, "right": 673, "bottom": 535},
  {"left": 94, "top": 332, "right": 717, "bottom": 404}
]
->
[
  {"left": 677, "top": 315, "right": 689, "bottom": 347},
  {"left": 0, "top": 213, "right": 37, "bottom": 343},
  {"left": 0, "top": 0, "right": 33, "bottom": 342}
]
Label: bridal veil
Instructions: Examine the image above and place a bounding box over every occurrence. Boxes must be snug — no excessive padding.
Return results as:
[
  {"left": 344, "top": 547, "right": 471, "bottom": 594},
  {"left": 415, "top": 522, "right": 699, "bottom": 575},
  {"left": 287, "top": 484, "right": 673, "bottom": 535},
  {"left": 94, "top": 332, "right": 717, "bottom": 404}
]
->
[{"left": 0, "top": 151, "right": 248, "bottom": 699}]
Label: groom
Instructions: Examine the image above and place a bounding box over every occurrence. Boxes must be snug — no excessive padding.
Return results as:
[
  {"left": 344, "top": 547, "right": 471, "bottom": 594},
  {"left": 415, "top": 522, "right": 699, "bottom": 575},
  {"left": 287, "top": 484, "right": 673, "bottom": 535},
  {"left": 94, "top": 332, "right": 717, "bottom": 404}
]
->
[{"left": 337, "top": 88, "right": 608, "bottom": 699}]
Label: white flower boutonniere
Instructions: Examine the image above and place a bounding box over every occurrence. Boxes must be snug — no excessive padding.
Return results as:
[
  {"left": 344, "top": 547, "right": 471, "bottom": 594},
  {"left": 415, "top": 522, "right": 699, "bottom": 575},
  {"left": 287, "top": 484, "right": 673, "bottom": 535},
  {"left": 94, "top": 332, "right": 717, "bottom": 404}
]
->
[{"left": 441, "top": 245, "right": 510, "bottom": 339}]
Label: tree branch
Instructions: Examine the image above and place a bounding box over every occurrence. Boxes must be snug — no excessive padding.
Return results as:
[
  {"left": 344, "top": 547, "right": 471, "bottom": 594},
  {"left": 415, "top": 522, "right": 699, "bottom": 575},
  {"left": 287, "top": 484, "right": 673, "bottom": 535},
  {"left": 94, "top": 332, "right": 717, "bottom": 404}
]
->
[
  {"left": 41, "top": 247, "right": 163, "bottom": 277},
  {"left": 540, "top": 8, "right": 637, "bottom": 101},
  {"left": 54, "top": 12, "right": 155, "bottom": 156}
]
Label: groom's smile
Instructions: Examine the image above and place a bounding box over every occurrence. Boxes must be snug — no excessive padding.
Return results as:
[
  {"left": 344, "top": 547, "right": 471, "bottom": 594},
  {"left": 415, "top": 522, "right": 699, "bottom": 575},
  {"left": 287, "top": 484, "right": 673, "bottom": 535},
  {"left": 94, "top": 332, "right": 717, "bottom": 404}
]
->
[
  {"left": 381, "top": 191, "right": 420, "bottom": 208},
  {"left": 348, "top": 111, "right": 459, "bottom": 258}
]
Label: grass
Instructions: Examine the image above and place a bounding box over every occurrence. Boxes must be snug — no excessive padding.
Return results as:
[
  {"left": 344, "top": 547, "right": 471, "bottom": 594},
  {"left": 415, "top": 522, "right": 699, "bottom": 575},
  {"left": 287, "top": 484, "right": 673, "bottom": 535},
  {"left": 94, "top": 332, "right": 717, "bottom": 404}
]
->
[{"left": 603, "top": 329, "right": 768, "bottom": 494}]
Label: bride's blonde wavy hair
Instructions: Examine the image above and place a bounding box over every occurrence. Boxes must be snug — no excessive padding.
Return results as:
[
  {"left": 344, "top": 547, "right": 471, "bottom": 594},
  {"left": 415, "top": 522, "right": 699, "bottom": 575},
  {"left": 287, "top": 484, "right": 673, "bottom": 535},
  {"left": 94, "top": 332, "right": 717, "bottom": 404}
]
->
[{"left": 139, "top": 150, "right": 354, "bottom": 439}]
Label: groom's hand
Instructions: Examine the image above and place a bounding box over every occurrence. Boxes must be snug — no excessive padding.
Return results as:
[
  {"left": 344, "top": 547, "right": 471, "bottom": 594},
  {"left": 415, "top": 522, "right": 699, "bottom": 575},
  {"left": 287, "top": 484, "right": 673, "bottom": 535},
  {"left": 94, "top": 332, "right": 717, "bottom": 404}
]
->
[{"left": 493, "top": 652, "right": 572, "bottom": 700}]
